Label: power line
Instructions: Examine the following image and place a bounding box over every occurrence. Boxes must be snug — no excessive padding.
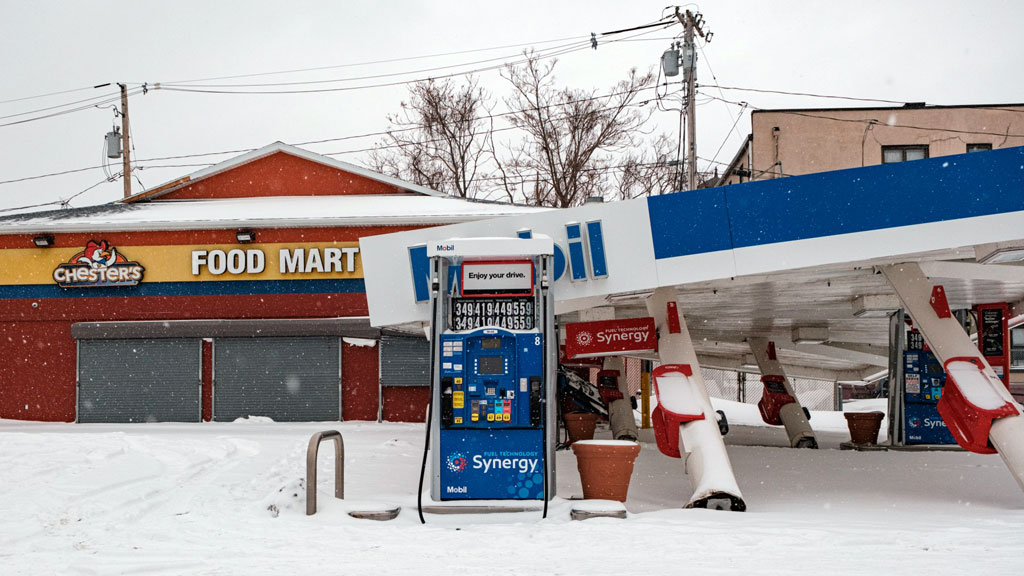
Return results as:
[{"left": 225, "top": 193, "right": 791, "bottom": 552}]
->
[
  {"left": 160, "top": 35, "right": 592, "bottom": 86},
  {"left": 0, "top": 164, "right": 113, "bottom": 185},
  {"left": 0, "top": 87, "right": 145, "bottom": 128},
  {"left": 158, "top": 17, "right": 673, "bottom": 88},
  {"left": 0, "top": 35, "right": 600, "bottom": 107},
  {"left": 0, "top": 176, "right": 115, "bottom": 213},
  {"left": 0, "top": 89, "right": 123, "bottom": 121},
  {"left": 157, "top": 24, "right": 673, "bottom": 95},
  {"left": 0, "top": 200, "right": 64, "bottom": 214},
  {"left": 157, "top": 38, "right": 592, "bottom": 90},
  {"left": 0, "top": 20, "right": 668, "bottom": 130},
  {"left": 0, "top": 80, "right": 678, "bottom": 189},
  {"left": 0, "top": 85, "right": 105, "bottom": 106},
  {"left": 694, "top": 39, "right": 747, "bottom": 171},
  {"left": 701, "top": 84, "right": 912, "bottom": 105}
]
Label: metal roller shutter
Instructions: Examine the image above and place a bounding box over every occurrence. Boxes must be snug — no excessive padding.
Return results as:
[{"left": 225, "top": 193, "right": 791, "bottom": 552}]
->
[
  {"left": 214, "top": 337, "right": 341, "bottom": 422},
  {"left": 77, "top": 339, "right": 201, "bottom": 423},
  {"left": 380, "top": 335, "right": 431, "bottom": 387}
]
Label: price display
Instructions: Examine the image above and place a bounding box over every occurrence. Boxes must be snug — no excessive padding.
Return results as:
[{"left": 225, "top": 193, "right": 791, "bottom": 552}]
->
[{"left": 450, "top": 297, "right": 535, "bottom": 331}]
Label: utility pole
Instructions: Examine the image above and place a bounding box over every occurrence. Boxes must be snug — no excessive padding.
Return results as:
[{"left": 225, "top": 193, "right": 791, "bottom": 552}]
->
[
  {"left": 118, "top": 83, "right": 132, "bottom": 198},
  {"left": 673, "top": 8, "right": 710, "bottom": 191}
]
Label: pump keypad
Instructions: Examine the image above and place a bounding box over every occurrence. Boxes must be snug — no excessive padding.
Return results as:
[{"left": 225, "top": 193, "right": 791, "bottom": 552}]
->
[{"left": 440, "top": 329, "right": 543, "bottom": 429}]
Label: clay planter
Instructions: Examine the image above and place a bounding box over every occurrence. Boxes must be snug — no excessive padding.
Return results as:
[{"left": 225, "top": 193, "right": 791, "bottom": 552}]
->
[
  {"left": 844, "top": 411, "right": 885, "bottom": 445},
  {"left": 563, "top": 412, "right": 598, "bottom": 443},
  {"left": 571, "top": 440, "right": 641, "bottom": 502}
]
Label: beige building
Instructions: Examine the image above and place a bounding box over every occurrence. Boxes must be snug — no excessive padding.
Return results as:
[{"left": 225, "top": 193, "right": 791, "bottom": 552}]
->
[
  {"left": 715, "top": 102, "right": 1024, "bottom": 186},
  {"left": 715, "top": 102, "right": 1024, "bottom": 388}
]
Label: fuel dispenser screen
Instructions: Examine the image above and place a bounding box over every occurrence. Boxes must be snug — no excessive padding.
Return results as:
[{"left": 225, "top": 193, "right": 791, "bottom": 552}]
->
[{"left": 478, "top": 356, "right": 504, "bottom": 374}]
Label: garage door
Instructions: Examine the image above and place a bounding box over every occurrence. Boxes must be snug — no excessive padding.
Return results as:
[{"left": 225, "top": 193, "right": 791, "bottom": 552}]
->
[
  {"left": 77, "top": 339, "right": 201, "bottom": 423},
  {"left": 214, "top": 337, "right": 341, "bottom": 422},
  {"left": 380, "top": 334, "right": 431, "bottom": 387}
]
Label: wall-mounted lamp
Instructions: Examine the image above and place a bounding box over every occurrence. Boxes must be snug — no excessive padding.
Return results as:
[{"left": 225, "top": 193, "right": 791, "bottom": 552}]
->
[
  {"left": 32, "top": 234, "right": 54, "bottom": 248},
  {"left": 236, "top": 230, "right": 255, "bottom": 244}
]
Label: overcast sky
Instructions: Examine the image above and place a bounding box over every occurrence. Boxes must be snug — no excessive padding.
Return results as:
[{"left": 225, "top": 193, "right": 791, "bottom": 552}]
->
[{"left": 2, "top": 0, "right": 1023, "bottom": 212}]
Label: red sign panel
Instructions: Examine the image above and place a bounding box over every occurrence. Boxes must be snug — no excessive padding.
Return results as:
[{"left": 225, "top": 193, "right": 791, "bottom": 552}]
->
[{"left": 565, "top": 317, "right": 658, "bottom": 359}]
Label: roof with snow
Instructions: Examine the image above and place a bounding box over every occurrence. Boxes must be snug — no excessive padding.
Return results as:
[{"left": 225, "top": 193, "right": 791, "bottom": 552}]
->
[{"left": 0, "top": 142, "right": 550, "bottom": 233}]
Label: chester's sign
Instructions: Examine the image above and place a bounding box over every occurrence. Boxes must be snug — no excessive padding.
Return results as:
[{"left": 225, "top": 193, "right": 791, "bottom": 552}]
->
[{"left": 52, "top": 240, "right": 145, "bottom": 288}]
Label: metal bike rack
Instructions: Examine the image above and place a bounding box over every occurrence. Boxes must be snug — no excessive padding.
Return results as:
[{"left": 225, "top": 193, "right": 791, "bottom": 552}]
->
[{"left": 306, "top": 430, "right": 344, "bottom": 516}]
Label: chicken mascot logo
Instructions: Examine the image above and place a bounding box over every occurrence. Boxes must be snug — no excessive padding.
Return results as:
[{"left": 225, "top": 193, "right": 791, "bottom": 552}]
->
[{"left": 52, "top": 240, "right": 145, "bottom": 288}]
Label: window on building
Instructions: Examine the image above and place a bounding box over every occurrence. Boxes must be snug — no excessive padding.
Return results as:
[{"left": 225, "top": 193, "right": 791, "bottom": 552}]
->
[
  {"left": 1012, "top": 327, "right": 1024, "bottom": 372},
  {"left": 967, "top": 143, "right": 993, "bottom": 153},
  {"left": 882, "top": 145, "right": 929, "bottom": 164}
]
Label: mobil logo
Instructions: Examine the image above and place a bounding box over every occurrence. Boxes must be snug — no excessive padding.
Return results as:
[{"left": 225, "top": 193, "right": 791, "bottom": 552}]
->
[
  {"left": 516, "top": 221, "right": 607, "bottom": 283},
  {"left": 407, "top": 220, "right": 607, "bottom": 302}
]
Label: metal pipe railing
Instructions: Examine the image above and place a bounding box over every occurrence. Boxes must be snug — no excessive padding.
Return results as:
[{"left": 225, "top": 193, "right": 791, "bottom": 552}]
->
[{"left": 306, "top": 430, "right": 344, "bottom": 516}]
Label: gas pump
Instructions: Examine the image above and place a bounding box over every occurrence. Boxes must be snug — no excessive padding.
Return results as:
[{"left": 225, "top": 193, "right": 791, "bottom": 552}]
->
[
  {"left": 903, "top": 333, "right": 956, "bottom": 445},
  {"left": 419, "top": 237, "right": 556, "bottom": 519},
  {"left": 976, "top": 303, "right": 1011, "bottom": 388}
]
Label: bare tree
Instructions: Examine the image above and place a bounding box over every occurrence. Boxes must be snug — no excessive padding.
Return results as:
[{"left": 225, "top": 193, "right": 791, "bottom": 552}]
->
[
  {"left": 369, "top": 77, "right": 492, "bottom": 198},
  {"left": 497, "top": 53, "right": 654, "bottom": 207},
  {"left": 615, "top": 134, "right": 679, "bottom": 199}
]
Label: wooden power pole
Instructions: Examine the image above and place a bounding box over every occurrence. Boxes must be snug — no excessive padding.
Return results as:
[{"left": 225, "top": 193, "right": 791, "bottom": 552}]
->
[
  {"left": 674, "top": 8, "right": 710, "bottom": 191},
  {"left": 118, "top": 83, "right": 131, "bottom": 198}
]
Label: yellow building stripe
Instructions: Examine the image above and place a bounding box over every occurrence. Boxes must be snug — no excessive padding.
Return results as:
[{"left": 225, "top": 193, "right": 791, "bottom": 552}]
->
[{"left": 0, "top": 242, "right": 363, "bottom": 286}]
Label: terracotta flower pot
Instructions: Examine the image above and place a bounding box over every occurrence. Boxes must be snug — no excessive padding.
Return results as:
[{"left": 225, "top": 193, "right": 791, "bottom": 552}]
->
[
  {"left": 571, "top": 440, "right": 641, "bottom": 502},
  {"left": 563, "top": 412, "right": 598, "bottom": 443},
  {"left": 844, "top": 411, "right": 885, "bottom": 445}
]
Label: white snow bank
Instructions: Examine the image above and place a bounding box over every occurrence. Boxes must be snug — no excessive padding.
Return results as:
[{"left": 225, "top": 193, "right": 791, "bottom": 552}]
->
[
  {"left": 233, "top": 415, "right": 276, "bottom": 423},
  {"left": 342, "top": 337, "right": 378, "bottom": 347},
  {"left": 946, "top": 361, "right": 1009, "bottom": 410},
  {"left": 1, "top": 417, "right": 1022, "bottom": 575}
]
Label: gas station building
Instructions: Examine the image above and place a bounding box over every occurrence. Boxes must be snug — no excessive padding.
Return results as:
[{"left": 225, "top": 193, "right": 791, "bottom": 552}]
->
[{"left": 0, "top": 142, "right": 546, "bottom": 424}]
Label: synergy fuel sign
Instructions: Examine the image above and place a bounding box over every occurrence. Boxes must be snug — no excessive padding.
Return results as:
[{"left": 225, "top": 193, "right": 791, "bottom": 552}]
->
[
  {"left": 439, "top": 429, "right": 544, "bottom": 500},
  {"left": 564, "top": 317, "right": 658, "bottom": 359}
]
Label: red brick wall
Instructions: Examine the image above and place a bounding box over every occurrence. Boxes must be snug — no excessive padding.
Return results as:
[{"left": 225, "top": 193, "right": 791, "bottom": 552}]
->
[
  {"left": 0, "top": 321, "right": 76, "bottom": 421},
  {"left": 382, "top": 387, "right": 430, "bottom": 422},
  {"left": 157, "top": 152, "right": 405, "bottom": 200},
  {"left": 202, "top": 340, "right": 213, "bottom": 422},
  {"left": 341, "top": 340, "right": 380, "bottom": 421}
]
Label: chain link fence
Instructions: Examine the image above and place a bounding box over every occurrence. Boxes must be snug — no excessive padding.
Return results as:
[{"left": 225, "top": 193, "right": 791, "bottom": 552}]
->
[
  {"left": 702, "top": 367, "right": 837, "bottom": 411},
  {"left": 591, "top": 361, "right": 838, "bottom": 411}
]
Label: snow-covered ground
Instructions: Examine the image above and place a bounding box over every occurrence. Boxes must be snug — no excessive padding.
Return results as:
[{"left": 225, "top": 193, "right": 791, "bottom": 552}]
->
[{"left": 2, "top": 399, "right": 1022, "bottom": 575}]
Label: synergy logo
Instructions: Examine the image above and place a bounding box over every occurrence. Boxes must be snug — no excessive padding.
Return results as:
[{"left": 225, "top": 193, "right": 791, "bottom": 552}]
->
[
  {"left": 52, "top": 240, "right": 145, "bottom": 288},
  {"left": 446, "top": 452, "right": 468, "bottom": 473},
  {"left": 575, "top": 330, "right": 593, "bottom": 347}
]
